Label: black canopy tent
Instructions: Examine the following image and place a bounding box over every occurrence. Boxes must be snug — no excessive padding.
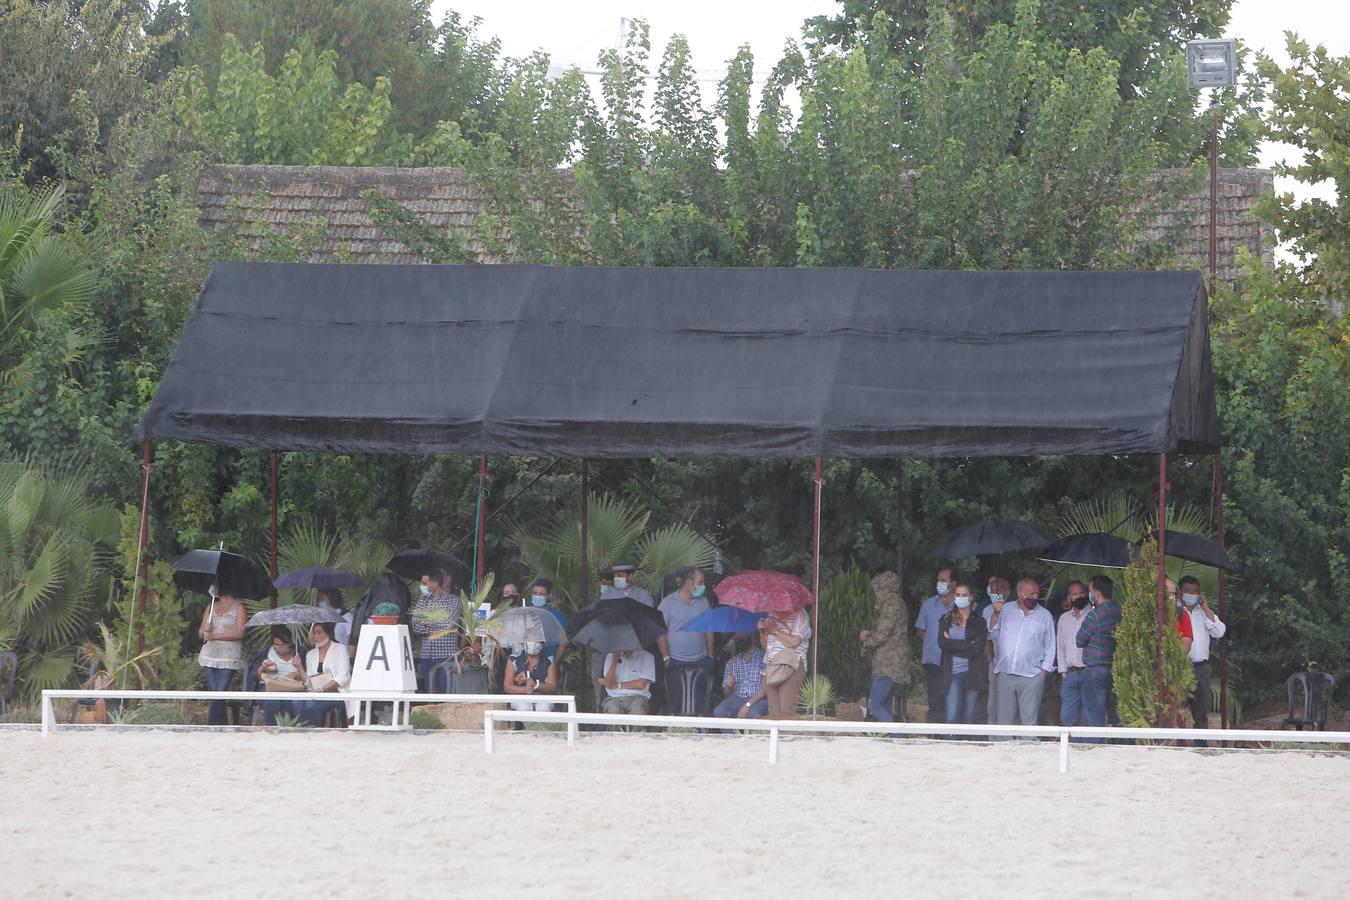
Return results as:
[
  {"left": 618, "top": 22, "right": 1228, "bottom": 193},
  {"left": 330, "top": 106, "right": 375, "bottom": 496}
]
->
[{"left": 131, "top": 262, "right": 1224, "bottom": 723}]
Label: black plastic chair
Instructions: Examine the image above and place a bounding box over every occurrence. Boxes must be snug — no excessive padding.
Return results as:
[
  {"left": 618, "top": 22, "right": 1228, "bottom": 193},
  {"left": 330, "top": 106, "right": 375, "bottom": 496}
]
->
[
  {"left": 1283, "top": 672, "right": 1334, "bottom": 731},
  {"left": 0, "top": 651, "right": 16, "bottom": 715},
  {"left": 669, "top": 664, "right": 713, "bottom": 717}
]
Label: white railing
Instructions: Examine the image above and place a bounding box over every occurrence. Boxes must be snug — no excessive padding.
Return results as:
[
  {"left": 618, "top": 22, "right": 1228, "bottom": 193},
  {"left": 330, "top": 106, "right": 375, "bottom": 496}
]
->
[
  {"left": 40, "top": 689, "right": 577, "bottom": 740},
  {"left": 480, "top": 709, "right": 1350, "bottom": 772}
]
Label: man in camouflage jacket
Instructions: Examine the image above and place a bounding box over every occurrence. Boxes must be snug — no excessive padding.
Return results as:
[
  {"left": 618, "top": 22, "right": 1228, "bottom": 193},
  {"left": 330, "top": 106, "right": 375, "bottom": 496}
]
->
[{"left": 860, "top": 571, "right": 912, "bottom": 722}]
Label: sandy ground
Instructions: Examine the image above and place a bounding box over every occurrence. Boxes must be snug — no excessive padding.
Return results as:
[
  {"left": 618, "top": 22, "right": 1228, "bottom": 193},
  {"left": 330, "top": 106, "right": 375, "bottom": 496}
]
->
[{"left": 3, "top": 727, "right": 1348, "bottom": 899}]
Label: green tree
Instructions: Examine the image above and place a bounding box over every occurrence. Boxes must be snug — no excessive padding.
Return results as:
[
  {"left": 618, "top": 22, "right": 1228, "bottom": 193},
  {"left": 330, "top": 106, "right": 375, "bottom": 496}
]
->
[
  {"left": 1113, "top": 542, "right": 1195, "bottom": 726},
  {"left": 0, "top": 181, "right": 98, "bottom": 376},
  {"left": 0, "top": 457, "right": 120, "bottom": 700}
]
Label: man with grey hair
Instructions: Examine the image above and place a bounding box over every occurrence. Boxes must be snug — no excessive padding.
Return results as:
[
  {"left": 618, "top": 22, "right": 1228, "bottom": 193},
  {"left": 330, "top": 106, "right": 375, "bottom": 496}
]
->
[{"left": 988, "top": 576, "right": 1055, "bottom": 728}]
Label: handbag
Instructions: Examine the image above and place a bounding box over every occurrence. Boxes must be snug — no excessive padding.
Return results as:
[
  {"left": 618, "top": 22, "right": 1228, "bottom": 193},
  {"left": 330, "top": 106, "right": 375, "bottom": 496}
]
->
[
  {"left": 262, "top": 674, "right": 306, "bottom": 692},
  {"left": 764, "top": 648, "right": 803, "bottom": 686},
  {"left": 308, "top": 671, "right": 336, "bottom": 693}
]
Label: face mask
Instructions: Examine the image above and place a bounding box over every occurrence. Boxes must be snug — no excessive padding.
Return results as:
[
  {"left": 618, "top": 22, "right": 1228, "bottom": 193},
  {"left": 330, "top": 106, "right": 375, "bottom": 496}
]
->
[
  {"left": 936, "top": 581, "right": 950, "bottom": 596},
  {"left": 318, "top": 600, "right": 334, "bottom": 610},
  {"left": 987, "top": 591, "right": 1003, "bottom": 604},
  {"left": 613, "top": 576, "right": 628, "bottom": 590},
  {"left": 1072, "top": 597, "right": 1091, "bottom": 610},
  {"left": 419, "top": 584, "right": 432, "bottom": 597},
  {"left": 531, "top": 595, "right": 547, "bottom": 607},
  {"left": 692, "top": 585, "right": 706, "bottom": 598},
  {"left": 734, "top": 637, "right": 753, "bottom": 653},
  {"left": 525, "top": 641, "right": 543, "bottom": 655},
  {"left": 1182, "top": 593, "right": 1199, "bottom": 607},
  {"left": 1021, "top": 596, "right": 1039, "bottom": 610},
  {"left": 953, "top": 597, "right": 971, "bottom": 609}
]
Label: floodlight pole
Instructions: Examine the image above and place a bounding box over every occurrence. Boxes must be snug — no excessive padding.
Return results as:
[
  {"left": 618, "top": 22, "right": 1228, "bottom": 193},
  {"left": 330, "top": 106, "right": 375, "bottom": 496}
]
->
[
  {"left": 1209, "top": 97, "right": 1229, "bottom": 729},
  {"left": 1155, "top": 454, "right": 1168, "bottom": 727},
  {"left": 811, "top": 457, "right": 823, "bottom": 696},
  {"left": 269, "top": 450, "right": 279, "bottom": 608},
  {"left": 135, "top": 441, "right": 154, "bottom": 655}
]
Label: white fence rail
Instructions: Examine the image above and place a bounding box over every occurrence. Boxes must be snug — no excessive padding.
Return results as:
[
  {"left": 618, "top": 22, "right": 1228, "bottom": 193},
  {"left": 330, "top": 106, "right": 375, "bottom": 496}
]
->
[
  {"left": 481, "top": 709, "right": 1350, "bottom": 772},
  {"left": 40, "top": 689, "right": 577, "bottom": 740}
]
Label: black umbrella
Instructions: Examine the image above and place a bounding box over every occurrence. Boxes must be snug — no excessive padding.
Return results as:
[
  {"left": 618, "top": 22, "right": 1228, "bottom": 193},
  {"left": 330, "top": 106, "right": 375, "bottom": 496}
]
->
[
  {"left": 245, "top": 605, "right": 343, "bottom": 627},
  {"left": 1144, "top": 530, "right": 1234, "bottom": 570},
  {"left": 1037, "top": 533, "right": 1137, "bottom": 569},
  {"left": 172, "top": 550, "right": 274, "bottom": 599},
  {"left": 934, "top": 519, "right": 1056, "bottom": 558},
  {"left": 386, "top": 548, "right": 470, "bottom": 587},
  {"left": 566, "top": 597, "right": 667, "bottom": 653}
]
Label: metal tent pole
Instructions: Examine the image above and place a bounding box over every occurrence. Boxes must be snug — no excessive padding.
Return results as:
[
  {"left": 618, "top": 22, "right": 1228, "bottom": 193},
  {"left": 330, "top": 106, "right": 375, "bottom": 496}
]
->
[
  {"left": 811, "top": 457, "right": 824, "bottom": 708},
  {"left": 1155, "top": 453, "right": 1169, "bottom": 727},
  {"left": 474, "top": 453, "right": 489, "bottom": 592},
  {"left": 580, "top": 460, "right": 590, "bottom": 603},
  {"left": 134, "top": 441, "right": 154, "bottom": 655},
  {"left": 269, "top": 450, "right": 279, "bottom": 607}
]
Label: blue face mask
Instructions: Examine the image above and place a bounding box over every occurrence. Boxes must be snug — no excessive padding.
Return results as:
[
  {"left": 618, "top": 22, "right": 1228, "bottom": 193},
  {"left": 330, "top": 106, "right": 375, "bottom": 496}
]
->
[
  {"left": 530, "top": 595, "right": 547, "bottom": 607},
  {"left": 987, "top": 591, "right": 1003, "bottom": 604},
  {"left": 692, "top": 585, "right": 706, "bottom": 599},
  {"left": 419, "top": 584, "right": 432, "bottom": 598},
  {"left": 953, "top": 597, "right": 971, "bottom": 609},
  {"left": 1181, "top": 593, "right": 1199, "bottom": 607},
  {"left": 936, "top": 581, "right": 950, "bottom": 596}
]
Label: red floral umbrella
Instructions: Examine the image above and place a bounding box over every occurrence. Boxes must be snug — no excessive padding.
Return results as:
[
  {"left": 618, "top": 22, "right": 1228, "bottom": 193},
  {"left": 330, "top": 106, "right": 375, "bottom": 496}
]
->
[{"left": 716, "top": 570, "right": 815, "bottom": 613}]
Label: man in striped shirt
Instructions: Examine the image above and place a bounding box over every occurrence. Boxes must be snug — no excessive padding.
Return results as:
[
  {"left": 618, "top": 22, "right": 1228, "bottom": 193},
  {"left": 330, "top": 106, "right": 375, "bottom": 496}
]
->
[
  {"left": 714, "top": 633, "right": 767, "bottom": 719},
  {"left": 1075, "top": 574, "right": 1122, "bottom": 730}
]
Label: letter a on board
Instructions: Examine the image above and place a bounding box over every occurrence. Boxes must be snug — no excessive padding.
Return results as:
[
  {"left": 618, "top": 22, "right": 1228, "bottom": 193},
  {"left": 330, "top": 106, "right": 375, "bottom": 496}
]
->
[
  {"left": 402, "top": 636, "right": 414, "bottom": 672},
  {"left": 366, "top": 636, "right": 389, "bottom": 671}
]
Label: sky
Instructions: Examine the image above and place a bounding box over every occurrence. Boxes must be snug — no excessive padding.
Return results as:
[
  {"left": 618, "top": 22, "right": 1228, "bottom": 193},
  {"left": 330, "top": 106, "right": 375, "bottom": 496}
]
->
[{"left": 430, "top": 0, "right": 1348, "bottom": 214}]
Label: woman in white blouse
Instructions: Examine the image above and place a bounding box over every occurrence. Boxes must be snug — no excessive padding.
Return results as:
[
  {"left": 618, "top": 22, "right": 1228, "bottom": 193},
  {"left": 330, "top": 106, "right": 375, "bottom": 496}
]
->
[{"left": 302, "top": 621, "right": 353, "bottom": 725}]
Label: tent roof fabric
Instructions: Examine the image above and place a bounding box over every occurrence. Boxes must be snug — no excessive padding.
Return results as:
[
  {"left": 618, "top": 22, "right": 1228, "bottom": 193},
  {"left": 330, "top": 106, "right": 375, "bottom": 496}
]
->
[{"left": 133, "top": 263, "right": 1219, "bottom": 458}]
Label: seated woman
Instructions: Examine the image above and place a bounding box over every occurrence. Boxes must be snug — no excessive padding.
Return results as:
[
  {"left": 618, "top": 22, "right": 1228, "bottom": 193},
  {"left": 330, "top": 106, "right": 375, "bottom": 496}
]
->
[
  {"left": 503, "top": 641, "right": 558, "bottom": 714},
  {"left": 258, "top": 626, "right": 308, "bottom": 725},
  {"left": 301, "top": 621, "right": 353, "bottom": 726}
]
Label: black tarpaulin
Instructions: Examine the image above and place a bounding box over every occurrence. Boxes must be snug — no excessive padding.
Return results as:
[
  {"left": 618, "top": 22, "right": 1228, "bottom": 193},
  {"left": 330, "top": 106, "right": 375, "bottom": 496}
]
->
[{"left": 132, "top": 262, "right": 1219, "bottom": 458}]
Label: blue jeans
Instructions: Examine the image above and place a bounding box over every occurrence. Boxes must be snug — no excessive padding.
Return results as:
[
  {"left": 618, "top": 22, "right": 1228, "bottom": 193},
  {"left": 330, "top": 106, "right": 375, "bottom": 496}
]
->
[
  {"left": 944, "top": 671, "right": 979, "bottom": 724},
  {"left": 1082, "top": 664, "right": 1113, "bottom": 742},
  {"left": 713, "top": 696, "right": 768, "bottom": 719},
  {"left": 203, "top": 665, "right": 235, "bottom": 725},
  {"left": 417, "top": 657, "right": 451, "bottom": 694},
  {"left": 1060, "top": 669, "right": 1086, "bottom": 727},
  {"left": 868, "top": 675, "right": 896, "bottom": 722}
]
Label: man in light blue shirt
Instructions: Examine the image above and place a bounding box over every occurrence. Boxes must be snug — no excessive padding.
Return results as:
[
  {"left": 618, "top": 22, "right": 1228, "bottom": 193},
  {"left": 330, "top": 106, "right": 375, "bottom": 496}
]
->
[
  {"left": 914, "top": 567, "right": 956, "bottom": 723},
  {"left": 657, "top": 567, "right": 714, "bottom": 716},
  {"left": 988, "top": 577, "right": 1056, "bottom": 728}
]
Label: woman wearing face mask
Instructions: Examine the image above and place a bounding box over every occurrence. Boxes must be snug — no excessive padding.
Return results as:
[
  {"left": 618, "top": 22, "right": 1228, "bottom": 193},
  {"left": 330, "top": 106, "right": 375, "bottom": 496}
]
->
[
  {"left": 503, "top": 640, "right": 558, "bottom": 713},
  {"left": 316, "top": 588, "right": 354, "bottom": 652},
  {"left": 938, "top": 584, "right": 989, "bottom": 726},
  {"left": 301, "top": 621, "right": 353, "bottom": 726}
]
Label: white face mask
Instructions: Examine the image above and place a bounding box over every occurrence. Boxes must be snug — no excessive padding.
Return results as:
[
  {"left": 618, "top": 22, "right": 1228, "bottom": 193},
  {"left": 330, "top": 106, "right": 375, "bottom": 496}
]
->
[
  {"left": 524, "top": 641, "right": 543, "bottom": 655},
  {"left": 613, "top": 576, "right": 628, "bottom": 590},
  {"left": 936, "top": 581, "right": 950, "bottom": 596},
  {"left": 953, "top": 597, "right": 971, "bottom": 609},
  {"left": 419, "top": 584, "right": 432, "bottom": 597}
]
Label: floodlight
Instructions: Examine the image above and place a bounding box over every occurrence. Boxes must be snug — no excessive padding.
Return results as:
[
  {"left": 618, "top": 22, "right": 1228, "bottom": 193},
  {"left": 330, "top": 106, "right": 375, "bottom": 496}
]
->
[{"left": 1187, "top": 39, "right": 1237, "bottom": 89}]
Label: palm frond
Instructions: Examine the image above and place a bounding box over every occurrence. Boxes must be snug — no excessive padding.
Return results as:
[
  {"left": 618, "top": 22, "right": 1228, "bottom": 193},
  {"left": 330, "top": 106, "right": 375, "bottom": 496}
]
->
[{"left": 636, "top": 523, "right": 714, "bottom": 594}]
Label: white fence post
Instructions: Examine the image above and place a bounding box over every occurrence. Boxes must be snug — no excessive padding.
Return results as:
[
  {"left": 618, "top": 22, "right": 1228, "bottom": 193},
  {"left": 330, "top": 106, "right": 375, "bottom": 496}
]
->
[
  {"left": 566, "top": 698, "right": 577, "bottom": 746},
  {"left": 768, "top": 726, "right": 780, "bottom": 765},
  {"left": 41, "top": 693, "right": 53, "bottom": 737},
  {"left": 1058, "top": 730, "right": 1070, "bottom": 774},
  {"left": 484, "top": 710, "right": 495, "bottom": 754}
]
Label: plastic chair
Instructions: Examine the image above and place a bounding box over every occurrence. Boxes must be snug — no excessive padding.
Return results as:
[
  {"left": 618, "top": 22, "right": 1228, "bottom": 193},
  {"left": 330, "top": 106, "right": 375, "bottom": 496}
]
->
[
  {"left": 1283, "top": 672, "right": 1334, "bottom": 731},
  {"left": 669, "top": 664, "right": 713, "bottom": 717},
  {"left": 0, "top": 651, "right": 16, "bottom": 715}
]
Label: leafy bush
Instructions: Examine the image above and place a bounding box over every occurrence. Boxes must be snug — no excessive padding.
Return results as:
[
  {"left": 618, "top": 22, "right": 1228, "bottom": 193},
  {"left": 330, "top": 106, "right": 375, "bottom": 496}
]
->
[
  {"left": 816, "top": 565, "right": 874, "bottom": 701},
  {"left": 1114, "top": 541, "right": 1195, "bottom": 727},
  {"left": 126, "top": 703, "right": 189, "bottom": 726},
  {"left": 798, "top": 674, "right": 836, "bottom": 717},
  {"left": 410, "top": 709, "right": 445, "bottom": 730},
  {"left": 0, "top": 708, "right": 40, "bottom": 723}
]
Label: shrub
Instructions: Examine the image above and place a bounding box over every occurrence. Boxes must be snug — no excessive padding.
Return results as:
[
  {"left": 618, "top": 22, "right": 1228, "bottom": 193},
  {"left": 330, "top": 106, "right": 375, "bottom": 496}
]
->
[
  {"left": 1114, "top": 541, "right": 1195, "bottom": 727},
  {"left": 126, "top": 703, "right": 189, "bottom": 726},
  {"left": 798, "top": 674, "right": 836, "bottom": 717},
  {"left": 0, "top": 708, "right": 40, "bottom": 723},
  {"left": 410, "top": 709, "right": 445, "bottom": 730}
]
